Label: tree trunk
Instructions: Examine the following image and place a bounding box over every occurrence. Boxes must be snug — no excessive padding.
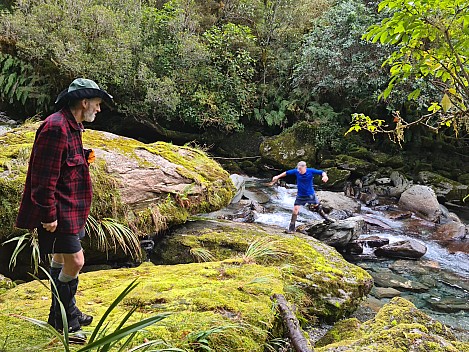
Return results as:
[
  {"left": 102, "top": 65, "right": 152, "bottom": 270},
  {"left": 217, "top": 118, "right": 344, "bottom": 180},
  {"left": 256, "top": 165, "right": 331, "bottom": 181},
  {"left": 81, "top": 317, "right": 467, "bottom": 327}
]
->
[{"left": 271, "top": 293, "right": 314, "bottom": 352}]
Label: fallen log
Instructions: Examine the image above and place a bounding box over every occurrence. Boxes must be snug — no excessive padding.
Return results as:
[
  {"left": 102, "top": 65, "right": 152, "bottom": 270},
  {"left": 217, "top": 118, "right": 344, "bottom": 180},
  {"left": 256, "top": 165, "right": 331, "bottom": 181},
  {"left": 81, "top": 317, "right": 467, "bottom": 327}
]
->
[{"left": 271, "top": 293, "right": 314, "bottom": 352}]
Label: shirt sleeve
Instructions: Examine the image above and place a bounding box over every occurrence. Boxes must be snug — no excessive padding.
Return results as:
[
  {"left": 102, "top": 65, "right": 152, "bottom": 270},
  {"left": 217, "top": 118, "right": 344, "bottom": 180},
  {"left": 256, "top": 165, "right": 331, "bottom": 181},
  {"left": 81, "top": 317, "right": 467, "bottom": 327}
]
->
[
  {"left": 308, "top": 168, "right": 324, "bottom": 175},
  {"left": 285, "top": 169, "right": 297, "bottom": 176},
  {"left": 29, "top": 122, "right": 67, "bottom": 223}
]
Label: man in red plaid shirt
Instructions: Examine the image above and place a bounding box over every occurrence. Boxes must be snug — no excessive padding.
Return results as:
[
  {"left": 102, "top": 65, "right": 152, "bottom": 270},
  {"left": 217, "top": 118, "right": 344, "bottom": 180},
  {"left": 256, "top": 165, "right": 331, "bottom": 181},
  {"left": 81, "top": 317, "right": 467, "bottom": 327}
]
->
[{"left": 16, "top": 78, "right": 113, "bottom": 342}]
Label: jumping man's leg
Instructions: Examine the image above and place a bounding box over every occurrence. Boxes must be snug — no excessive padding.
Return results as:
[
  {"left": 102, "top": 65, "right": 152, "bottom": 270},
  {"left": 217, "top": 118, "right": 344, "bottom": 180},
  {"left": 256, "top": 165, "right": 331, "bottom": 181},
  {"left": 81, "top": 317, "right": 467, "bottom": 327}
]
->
[{"left": 288, "top": 205, "right": 301, "bottom": 232}]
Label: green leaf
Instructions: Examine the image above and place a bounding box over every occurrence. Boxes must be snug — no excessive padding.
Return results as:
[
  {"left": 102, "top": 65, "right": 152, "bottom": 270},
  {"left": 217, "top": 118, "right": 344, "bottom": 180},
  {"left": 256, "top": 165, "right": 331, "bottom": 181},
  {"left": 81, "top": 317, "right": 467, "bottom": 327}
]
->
[
  {"left": 77, "top": 314, "right": 171, "bottom": 352},
  {"left": 441, "top": 93, "right": 452, "bottom": 112}
]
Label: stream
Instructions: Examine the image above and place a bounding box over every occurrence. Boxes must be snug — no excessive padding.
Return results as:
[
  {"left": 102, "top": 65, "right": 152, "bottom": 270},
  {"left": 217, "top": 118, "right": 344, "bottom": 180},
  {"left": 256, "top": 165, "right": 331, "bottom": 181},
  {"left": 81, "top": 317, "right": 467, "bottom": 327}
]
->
[{"left": 242, "top": 177, "right": 469, "bottom": 337}]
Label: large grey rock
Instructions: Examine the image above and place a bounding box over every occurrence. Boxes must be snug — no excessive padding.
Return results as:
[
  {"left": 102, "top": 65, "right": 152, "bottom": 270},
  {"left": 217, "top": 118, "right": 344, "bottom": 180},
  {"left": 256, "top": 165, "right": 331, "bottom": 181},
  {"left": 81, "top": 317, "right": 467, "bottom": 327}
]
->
[
  {"left": 374, "top": 239, "right": 427, "bottom": 260},
  {"left": 418, "top": 171, "right": 469, "bottom": 202},
  {"left": 316, "top": 191, "right": 361, "bottom": 214},
  {"left": 242, "top": 189, "right": 270, "bottom": 204},
  {"left": 229, "top": 174, "right": 245, "bottom": 204},
  {"left": 297, "top": 216, "right": 366, "bottom": 247},
  {"left": 398, "top": 185, "right": 442, "bottom": 222}
]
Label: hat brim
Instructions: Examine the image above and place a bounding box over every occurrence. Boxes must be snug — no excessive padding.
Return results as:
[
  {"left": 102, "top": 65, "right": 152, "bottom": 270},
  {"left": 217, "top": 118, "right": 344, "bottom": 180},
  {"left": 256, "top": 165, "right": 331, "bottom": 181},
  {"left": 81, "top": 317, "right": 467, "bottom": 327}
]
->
[{"left": 55, "top": 88, "right": 114, "bottom": 109}]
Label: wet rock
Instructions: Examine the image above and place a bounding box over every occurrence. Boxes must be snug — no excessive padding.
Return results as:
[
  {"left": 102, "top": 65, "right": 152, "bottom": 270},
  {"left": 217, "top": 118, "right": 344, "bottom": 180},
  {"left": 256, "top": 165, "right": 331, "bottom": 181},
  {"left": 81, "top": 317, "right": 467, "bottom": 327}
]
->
[
  {"left": 389, "top": 259, "right": 436, "bottom": 275},
  {"left": 426, "top": 297, "right": 469, "bottom": 313},
  {"left": 358, "top": 190, "right": 378, "bottom": 206},
  {"left": 388, "top": 171, "right": 412, "bottom": 197},
  {"left": 342, "top": 241, "right": 363, "bottom": 255},
  {"left": 371, "top": 271, "right": 430, "bottom": 292},
  {"left": 371, "top": 286, "right": 401, "bottom": 299},
  {"left": 229, "top": 174, "right": 245, "bottom": 204},
  {"left": 242, "top": 189, "right": 270, "bottom": 204},
  {"left": 431, "top": 221, "right": 469, "bottom": 254},
  {"left": 357, "top": 236, "right": 389, "bottom": 248},
  {"left": 218, "top": 201, "right": 264, "bottom": 223},
  {"left": 329, "top": 209, "right": 353, "bottom": 220},
  {"left": 361, "top": 214, "right": 393, "bottom": 230},
  {"left": 388, "top": 211, "right": 412, "bottom": 220},
  {"left": 374, "top": 239, "right": 427, "bottom": 260},
  {"left": 316, "top": 191, "right": 361, "bottom": 214},
  {"left": 418, "top": 171, "right": 469, "bottom": 202},
  {"left": 297, "top": 216, "right": 366, "bottom": 248},
  {"left": 398, "top": 185, "right": 442, "bottom": 222}
]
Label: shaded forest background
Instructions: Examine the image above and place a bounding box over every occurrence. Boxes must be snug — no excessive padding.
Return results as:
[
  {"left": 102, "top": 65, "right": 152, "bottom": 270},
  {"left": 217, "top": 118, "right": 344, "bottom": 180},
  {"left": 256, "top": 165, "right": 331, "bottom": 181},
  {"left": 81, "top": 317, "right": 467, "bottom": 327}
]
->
[{"left": 0, "top": 0, "right": 467, "bottom": 158}]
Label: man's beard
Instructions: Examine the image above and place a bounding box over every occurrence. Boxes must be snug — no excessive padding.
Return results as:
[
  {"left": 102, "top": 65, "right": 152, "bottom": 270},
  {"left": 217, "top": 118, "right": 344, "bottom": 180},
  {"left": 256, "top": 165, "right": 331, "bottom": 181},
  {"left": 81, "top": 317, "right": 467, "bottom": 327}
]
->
[{"left": 83, "top": 109, "right": 96, "bottom": 122}]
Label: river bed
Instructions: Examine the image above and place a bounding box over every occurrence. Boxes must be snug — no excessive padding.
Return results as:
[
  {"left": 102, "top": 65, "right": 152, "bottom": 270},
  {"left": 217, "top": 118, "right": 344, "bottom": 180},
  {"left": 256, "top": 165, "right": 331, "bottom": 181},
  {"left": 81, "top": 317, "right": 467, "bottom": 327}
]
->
[{"left": 242, "top": 177, "right": 469, "bottom": 338}]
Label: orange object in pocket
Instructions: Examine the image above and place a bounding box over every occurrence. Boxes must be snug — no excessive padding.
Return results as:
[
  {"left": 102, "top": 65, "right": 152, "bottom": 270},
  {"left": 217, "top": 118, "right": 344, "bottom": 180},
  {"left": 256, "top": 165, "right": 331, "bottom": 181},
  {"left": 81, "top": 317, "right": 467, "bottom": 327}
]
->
[{"left": 87, "top": 149, "right": 95, "bottom": 164}]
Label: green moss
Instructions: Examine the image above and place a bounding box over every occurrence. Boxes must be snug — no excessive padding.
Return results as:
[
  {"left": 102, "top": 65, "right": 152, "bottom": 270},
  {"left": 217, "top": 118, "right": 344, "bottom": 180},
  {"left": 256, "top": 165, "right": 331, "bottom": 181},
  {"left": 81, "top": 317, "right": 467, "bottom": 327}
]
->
[
  {"left": 316, "top": 318, "right": 362, "bottom": 347},
  {"left": 316, "top": 297, "right": 468, "bottom": 352},
  {"left": 334, "top": 154, "right": 378, "bottom": 177},
  {"left": 260, "top": 123, "right": 318, "bottom": 169},
  {"left": 0, "top": 261, "right": 284, "bottom": 351},
  {"left": 154, "top": 221, "right": 373, "bottom": 322}
]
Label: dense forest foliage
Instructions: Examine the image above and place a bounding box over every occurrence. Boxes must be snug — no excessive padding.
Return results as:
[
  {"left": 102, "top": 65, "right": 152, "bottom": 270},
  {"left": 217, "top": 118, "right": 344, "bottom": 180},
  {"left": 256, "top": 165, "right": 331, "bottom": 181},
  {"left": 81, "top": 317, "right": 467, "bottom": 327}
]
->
[{"left": 0, "top": 0, "right": 467, "bottom": 150}]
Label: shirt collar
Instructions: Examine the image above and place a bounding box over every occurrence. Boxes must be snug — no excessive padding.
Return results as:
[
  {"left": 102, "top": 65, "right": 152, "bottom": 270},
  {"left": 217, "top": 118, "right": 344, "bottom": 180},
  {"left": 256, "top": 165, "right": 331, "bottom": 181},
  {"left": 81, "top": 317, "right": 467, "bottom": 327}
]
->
[{"left": 61, "top": 107, "right": 84, "bottom": 131}]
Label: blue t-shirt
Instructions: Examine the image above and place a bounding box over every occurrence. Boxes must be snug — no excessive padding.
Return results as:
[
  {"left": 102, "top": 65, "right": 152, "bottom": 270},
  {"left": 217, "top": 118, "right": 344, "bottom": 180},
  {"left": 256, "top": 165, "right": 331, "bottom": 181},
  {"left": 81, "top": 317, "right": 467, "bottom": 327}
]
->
[{"left": 286, "top": 168, "right": 323, "bottom": 197}]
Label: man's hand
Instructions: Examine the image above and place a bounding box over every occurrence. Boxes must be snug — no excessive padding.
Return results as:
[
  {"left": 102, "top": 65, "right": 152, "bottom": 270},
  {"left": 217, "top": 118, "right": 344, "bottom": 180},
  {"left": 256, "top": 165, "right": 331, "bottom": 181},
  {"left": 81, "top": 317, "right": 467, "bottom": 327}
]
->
[
  {"left": 321, "top": 172, "right": 329, "bottom": 183},
  {"left": 41, "top": 220, "right": 58, "bottom": 232}
]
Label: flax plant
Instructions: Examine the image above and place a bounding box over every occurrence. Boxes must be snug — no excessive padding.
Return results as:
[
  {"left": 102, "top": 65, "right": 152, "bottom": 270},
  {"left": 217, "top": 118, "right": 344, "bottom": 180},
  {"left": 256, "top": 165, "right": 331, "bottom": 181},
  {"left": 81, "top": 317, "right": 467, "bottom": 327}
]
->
[{"left": 242, "top": 238, "right": 287, "bottom": 264}]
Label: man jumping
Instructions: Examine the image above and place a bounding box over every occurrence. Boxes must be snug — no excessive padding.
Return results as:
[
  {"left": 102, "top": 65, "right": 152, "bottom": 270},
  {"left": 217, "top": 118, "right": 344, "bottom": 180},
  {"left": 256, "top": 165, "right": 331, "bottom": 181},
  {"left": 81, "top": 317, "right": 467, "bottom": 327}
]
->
[{"left": 271, "top": 161, "right": 334, "bottom": 232}]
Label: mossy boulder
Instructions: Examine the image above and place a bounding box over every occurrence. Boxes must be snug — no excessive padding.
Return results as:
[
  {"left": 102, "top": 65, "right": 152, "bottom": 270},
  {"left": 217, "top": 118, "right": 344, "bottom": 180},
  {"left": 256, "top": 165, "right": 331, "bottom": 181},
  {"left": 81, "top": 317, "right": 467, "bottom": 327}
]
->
[
  {"left": 153, "top": 219, "right": 373, "bottom": 322},
  {"left": 0, "top": 122, "right": 235, "bottom": 244},
  {"left": 418, "top": 171, "right": 469, "bottom": 202},
  {"left": 320, "top": 167, "right": 351, "bottom": 190},
  {"left": 0, "top": 261, "right": 285, "bottom": 351},
  {"left": 0, "top": 219, "right": 373, "bottom": 351},
  {"left": 316, "top": 297, "right": 469, "bottom": 351},
  {"left": 0, "top": 122, "right": 235, "bottom": 274},
  {"left": 260, "top": 122, "right": 318, "bottom": 169},
  {"left": 334, "top": 155, "right": 378, "bottom": 177}
]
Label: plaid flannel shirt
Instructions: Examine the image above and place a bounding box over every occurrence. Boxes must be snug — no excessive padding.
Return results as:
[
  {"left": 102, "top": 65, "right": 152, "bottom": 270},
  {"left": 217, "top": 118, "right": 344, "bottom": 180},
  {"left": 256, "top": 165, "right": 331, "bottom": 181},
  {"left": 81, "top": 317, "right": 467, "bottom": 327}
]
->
[{"left": 16, "top": 107, "right": 92, "bottom": 234}]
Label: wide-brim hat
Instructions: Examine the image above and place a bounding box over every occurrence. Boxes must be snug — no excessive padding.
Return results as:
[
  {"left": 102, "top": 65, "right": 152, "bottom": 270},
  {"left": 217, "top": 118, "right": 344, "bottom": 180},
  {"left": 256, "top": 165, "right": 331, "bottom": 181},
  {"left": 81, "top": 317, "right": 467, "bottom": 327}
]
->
[{"left": 55, "top": 78, "right": 114, "bottom": 108}]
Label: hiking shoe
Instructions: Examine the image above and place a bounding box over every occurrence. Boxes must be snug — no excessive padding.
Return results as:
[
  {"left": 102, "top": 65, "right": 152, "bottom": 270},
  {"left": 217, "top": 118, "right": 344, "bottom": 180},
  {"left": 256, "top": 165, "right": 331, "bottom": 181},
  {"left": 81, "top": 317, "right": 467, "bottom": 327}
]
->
[{"left": 78, "top": 312, "right": 93, "bottom": 326}]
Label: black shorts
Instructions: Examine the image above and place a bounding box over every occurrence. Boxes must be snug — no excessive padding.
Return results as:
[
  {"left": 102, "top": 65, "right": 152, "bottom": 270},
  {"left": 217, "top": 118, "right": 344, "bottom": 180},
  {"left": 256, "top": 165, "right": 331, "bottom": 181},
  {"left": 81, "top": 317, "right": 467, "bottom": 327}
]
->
[
  {"left": 294, "top": 194, "right": 319, "bottom": 206},
  {"left": 37, "top": 226, "right": 85, "bottom": 258}
]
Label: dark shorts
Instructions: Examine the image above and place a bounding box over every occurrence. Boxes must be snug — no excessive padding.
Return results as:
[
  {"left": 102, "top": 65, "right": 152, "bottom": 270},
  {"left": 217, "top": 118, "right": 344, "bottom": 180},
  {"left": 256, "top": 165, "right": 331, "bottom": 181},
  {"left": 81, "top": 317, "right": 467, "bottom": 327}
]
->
[
  {"left": 294, "top": 194, "right": 319, "bottom": 206},
  {"left": 37, "top": 226, "right": 85, "bottom": 257}
]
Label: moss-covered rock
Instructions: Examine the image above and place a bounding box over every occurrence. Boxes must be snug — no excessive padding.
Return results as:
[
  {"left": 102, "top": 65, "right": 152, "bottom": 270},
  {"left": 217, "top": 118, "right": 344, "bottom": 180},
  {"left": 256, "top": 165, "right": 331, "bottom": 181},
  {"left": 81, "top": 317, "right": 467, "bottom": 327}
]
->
[
  {"left": 418, "top": 171, "right": 469, "bottom": 202},
  {"left": 0, "top": 261, "right": 285, "bottom": 351},
  {"left": 0, "top": 220, "right": 373, "bottom": 351},
  {"left": 260, "top": 122, "right": 318, "bottom": 169},
  {"left": 0, "top": 123, "right": 235, "bottom": 243},
  {"left": 321, "top": 167, "right": 351, "bottom": 190},
  {"left": 153, "top": 219, "right": 373, "bottom": 322},
  {"left": 334, "top": 155, "right": 378, "bottom": 177},
  {"left": 316, "top": 297, "right": 469, "bottom": 351}
]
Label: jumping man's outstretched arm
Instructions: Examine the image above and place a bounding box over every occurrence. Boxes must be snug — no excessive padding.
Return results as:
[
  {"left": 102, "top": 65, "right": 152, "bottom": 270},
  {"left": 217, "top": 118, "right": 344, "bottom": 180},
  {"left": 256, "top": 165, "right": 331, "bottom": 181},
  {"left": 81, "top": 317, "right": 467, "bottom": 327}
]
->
[{"left": 271, "top": 171, "right": 287, "bottom": 184}]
